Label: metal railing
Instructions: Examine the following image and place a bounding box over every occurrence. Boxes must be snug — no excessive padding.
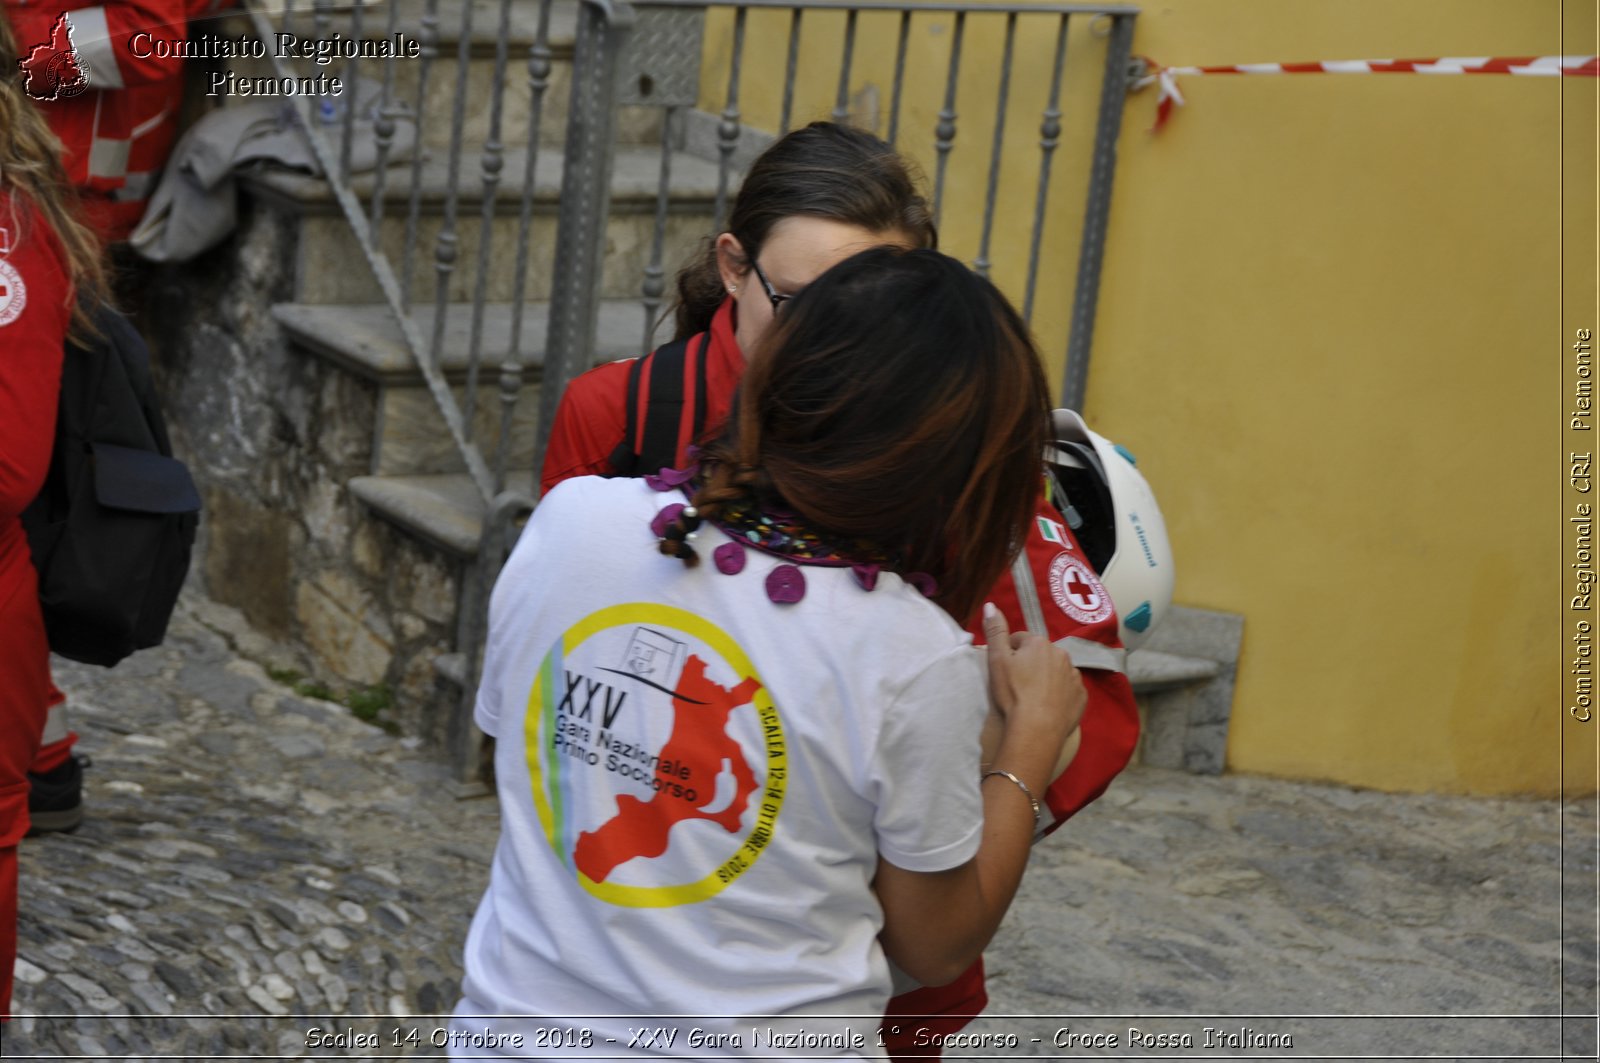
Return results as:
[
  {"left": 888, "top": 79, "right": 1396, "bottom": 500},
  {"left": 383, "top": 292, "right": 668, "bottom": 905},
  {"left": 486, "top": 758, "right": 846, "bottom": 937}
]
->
[
  {"left": 235, "top": 0, "right": 1138, "bottom": 775},
  {"left": 241, "top": 0, "right": 1138, "bottom": 500},
  {"left": 537, "top": 0, "right": 1141, "bottom": 468}
]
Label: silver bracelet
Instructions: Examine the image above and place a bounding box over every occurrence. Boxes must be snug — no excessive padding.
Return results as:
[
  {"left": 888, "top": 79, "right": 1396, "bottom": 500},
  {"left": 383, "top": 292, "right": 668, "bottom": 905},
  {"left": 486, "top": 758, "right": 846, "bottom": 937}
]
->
[{"left": 982, "top": 769, "right": 1041, "bottom": 827}]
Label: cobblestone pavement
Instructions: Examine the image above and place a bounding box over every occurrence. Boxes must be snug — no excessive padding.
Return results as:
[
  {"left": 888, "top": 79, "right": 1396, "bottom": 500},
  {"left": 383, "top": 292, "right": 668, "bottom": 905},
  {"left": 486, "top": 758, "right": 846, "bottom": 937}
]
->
[{"left": 5, "top": 593, "right": 1596, "bottom": 1059}]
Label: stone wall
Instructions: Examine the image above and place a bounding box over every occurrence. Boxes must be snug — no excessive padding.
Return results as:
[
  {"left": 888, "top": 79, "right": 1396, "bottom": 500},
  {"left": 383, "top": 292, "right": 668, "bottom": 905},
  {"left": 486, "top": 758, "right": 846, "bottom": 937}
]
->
[{"left": 143, "top": 194, "right": 463, "bottom": 751}]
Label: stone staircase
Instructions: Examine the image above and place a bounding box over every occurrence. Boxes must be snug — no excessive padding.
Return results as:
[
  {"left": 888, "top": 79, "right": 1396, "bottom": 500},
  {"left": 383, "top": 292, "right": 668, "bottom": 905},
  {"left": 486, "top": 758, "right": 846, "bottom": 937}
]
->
[
  {"left": 246, "top": 145, "right": 720, "bottom": 307},
  {"left": 148, "top": 0, "right": 716, "bottom": 778},
  {"left": 154, "top": 0, "right": 1239, "bottom": 783}
]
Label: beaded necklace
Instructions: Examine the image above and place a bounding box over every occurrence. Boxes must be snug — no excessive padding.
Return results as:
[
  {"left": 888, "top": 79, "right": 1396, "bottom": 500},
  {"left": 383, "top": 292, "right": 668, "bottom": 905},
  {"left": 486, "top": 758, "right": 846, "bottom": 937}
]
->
[{"left": 645, "top": 465, "right": 937, "bottom": 605}]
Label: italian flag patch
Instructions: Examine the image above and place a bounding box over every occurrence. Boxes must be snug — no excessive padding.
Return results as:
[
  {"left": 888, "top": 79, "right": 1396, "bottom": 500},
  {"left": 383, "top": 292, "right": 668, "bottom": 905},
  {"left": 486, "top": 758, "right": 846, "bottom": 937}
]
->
[{"left": 1038, "top": 516, "right": 1067, "bottom": 546}]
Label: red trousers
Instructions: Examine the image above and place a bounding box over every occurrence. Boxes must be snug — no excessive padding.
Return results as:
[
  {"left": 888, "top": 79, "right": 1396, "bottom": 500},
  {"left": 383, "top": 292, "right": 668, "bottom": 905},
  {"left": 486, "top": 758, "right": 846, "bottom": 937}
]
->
[
  {"left": 882, "top": 960, "right": 987, "bottom": 1060},
  {"left": 0, "top": 560, "right": 53, "bottom": 1020}
]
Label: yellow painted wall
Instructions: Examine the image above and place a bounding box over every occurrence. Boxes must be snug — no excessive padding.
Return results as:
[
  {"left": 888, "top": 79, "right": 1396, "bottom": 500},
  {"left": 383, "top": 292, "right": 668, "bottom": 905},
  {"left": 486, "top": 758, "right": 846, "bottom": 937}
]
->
[
  {"left": 1560, "top": 1, "right": 1599, "bottom": 798},
  {"left": 700, "top": 0, "right": 1597, "bottom": 795},
  {"left": 1086, "top": 0, "right": 1592, "bottom": 796}
]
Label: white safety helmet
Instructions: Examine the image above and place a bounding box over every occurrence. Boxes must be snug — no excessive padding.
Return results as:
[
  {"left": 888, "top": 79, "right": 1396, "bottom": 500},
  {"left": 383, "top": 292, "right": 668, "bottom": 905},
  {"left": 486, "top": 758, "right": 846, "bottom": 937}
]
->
[{"left": 1044, "top": 410, "right": 1174, "bottom": 651}]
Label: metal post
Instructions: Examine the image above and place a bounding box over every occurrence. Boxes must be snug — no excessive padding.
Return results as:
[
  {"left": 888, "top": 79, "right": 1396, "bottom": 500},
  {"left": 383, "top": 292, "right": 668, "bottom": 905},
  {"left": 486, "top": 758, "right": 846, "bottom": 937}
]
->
[
  {"left": 465, "top": 0, "right": 518, "bottom": 432},
  {"left": 642, "top": 106, "right": 681, "bottom": 354},
  {"left": 832, "top": 7, "right": 858, "bottom": 124},
  {"left": 888, "top": 10, "right": 911, "bottom": 145},
  {"left": 780, "top": 8, "right": 803, "bottom": 133},
  {"left": 973, "top": 10, "right": 1016, "bottom": 279},
  {"left": 713, "top": 5, "right": 748, "bottom": 231},
  {"left": 425, "top": 0, "right": 479, "bottom": 378},
  {"left": 533, "top": 0, "right": 636, "bottom": 487},
  {"left": 1023, "top": 13, "right": 1071, "bottom": 323},
  {"left": 1062, "top": 11, "right": 1134, "bottom": 411},
  {"left": 401, "top": 0, "right": 441, "bottom": 312},
  {"left": 367, "top": 0, "right": 404, "bottom": 234},
  {"left": 338, "top": 0, "right": 364, "bottom": 183},
  {"left": 501, "top": 0, "right": 556, "bottom": 493},
  {"left": 932, "top": 10, "right": 964, "bottom": 227}
]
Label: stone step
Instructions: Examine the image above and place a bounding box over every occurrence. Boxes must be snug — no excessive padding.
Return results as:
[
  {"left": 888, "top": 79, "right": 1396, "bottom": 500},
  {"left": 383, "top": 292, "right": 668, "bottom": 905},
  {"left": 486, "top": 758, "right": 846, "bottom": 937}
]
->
[
  {"left": 245, "top": 143, "right": 723, "bottom": 305},
  {"left": 272, "top": 298, "right": 659, "bottom": 381},
  {"left": 348, "top": 471, "right": 506, "bottom": 558},
  {"left": 214, "top": 1, "right": 668, "bottom": 151},
  {"left": 275, "top": 299, "right": 665, "bottom": 475},
  {"left": 1126, "top": 649, "right": 1221, "bottom": 693},
  {"left": 243, "top": 0, "right": 577, "bottom": 56},
  {"left": 1129, "top": 606, "right": 1243, "bottom": 776}
]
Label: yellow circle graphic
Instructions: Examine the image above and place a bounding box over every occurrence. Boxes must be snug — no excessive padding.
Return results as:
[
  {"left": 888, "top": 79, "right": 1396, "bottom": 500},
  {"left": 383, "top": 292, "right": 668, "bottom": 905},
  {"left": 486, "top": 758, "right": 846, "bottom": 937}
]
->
[{"left": 524, "top": 603, "right": 786, "bottom": 908}]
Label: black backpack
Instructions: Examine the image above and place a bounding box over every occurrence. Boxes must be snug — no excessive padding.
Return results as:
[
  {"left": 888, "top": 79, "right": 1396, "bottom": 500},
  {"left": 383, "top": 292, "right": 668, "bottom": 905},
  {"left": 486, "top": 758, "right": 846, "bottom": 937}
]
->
[
  {"left": 605, "top": 335, "right": 710, "bottom": 477},
  {"left": 22, "top": 304, "right": 200, "bottom": 667}
]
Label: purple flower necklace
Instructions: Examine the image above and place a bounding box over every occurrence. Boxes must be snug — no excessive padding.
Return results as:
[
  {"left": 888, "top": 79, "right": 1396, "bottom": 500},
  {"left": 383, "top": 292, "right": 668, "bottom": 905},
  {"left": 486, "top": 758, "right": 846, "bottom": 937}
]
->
[{"left": 646, "top": 465, "right": 937, "bottom": 605}]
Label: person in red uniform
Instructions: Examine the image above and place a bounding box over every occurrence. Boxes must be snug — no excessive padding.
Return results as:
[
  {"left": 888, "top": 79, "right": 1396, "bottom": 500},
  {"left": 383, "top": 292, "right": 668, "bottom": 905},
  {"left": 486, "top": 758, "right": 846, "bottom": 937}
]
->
[
  {"left": 541, "top": 121, "right": 1141, "bottom": 1057},
  {"left": 4, "top": 0, "right": 187, "bottom": 244},
  {"left": 113, "top": 0, "right": 234, "bottom": 245},
  {"left": 4, "top": 0, "right": 188, "bottom": 835},
  {"left": 0, "top": 12, "right": 109, "bottom": 1017}
]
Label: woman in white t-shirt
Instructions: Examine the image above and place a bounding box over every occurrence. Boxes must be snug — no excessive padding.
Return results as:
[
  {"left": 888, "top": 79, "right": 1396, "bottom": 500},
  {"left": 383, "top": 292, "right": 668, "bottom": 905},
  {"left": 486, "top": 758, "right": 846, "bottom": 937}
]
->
[{"left": 453, "top": 247, "right": 1083, "bottom": 1057}]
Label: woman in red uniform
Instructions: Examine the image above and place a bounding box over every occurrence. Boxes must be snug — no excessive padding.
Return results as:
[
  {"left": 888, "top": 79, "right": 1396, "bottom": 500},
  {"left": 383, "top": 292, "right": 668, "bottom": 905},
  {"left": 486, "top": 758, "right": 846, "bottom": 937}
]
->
[
  {"left": 0, "top": 12, "right": 106, "bottom": 1019},
  {"left": 542, "top": 121, "right": 1142, "bottom": 1057}
]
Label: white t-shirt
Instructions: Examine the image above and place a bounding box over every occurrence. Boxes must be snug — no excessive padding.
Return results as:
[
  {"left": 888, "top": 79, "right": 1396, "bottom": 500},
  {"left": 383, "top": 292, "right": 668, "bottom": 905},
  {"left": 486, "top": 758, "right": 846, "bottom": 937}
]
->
[{"left": 453, "top": 477, "right": 987, "bottom": 1058}]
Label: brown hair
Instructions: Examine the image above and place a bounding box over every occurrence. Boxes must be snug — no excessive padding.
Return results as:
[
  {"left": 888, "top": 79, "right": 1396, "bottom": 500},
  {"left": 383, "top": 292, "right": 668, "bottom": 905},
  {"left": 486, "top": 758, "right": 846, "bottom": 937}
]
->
[
  {"left": 661, "top": 247, "right": 1049, "bottom": 624},
  {"left": 0, "top": 13, "right": 107, "bottom": 329},
  {"left": 672, "top": 122, "right": 936, "bottom": 341}
]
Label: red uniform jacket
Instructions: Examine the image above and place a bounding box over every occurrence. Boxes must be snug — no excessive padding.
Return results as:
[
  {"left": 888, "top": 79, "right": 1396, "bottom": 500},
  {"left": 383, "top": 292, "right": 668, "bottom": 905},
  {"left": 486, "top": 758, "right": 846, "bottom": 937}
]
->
[
  {"left": 0, "top": 197, "right": 71, "bottom": 629},
  {"left": 0, "top": 195, "right": 73, "bottom": 1025},
  {"left": 540, "top": 296, "right": 1140, "bottom": 1044},
  {"left": 4, "top": 0, "right": 187, "bottom": 239},
  {"left": 106, "top": 0, "right": 240, "bottom": 241},
  {"left": 0, "top": 193, "right": 71, "bottom": 843}
]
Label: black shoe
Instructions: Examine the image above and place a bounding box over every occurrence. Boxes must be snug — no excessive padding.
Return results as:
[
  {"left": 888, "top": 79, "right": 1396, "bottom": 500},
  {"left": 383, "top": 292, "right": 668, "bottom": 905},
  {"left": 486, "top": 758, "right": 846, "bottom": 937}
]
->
[{"left": 26, "top": 754, "right": 88, "bottom": 837}]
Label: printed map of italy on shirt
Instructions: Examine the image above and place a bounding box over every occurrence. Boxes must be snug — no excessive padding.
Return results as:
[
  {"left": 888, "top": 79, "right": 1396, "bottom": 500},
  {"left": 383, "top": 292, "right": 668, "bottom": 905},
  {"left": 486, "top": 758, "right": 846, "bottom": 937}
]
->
[
  {"left": 524, "top": 605, "right": 788, "bottom": 907},
  {"left": 575, "top": 655, "right": 762, "bottom": 882}
]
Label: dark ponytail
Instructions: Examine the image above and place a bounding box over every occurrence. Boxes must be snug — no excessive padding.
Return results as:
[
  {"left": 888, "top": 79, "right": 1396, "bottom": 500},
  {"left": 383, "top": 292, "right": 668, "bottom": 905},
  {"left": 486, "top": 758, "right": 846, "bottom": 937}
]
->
[
  {"left": 671, "top": 122, "right": 937, "bottom": 340},
  {"left": 655, "top": 460, "right": 771, "bottom": 568}
]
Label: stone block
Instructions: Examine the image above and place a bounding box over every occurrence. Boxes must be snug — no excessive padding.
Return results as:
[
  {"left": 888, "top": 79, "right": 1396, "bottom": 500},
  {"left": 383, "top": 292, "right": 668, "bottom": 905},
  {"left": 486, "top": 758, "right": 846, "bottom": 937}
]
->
[
  {"left": 350, "top": 522, "right": 386, "bottom": 580},
  {"left": 682, "top": 109, "right": 776, "bottom": 174},
  {"left": 290, "top": 206, "right": 713, "bottom": 306},
  {"left": 202, "top": 488, "right": 296, "bottom": 639},
  {"left": 295, "top": 573, "right": 394, "bottom": 687},
  {"left": 1142, "top": 604, "right": 1246, "bottom": 665},
  {"left": 301, "top": 478, "right": 350, "bottom": 553},
  {"left": 397, "top": 554, "right": 457, "bottom": 628},
  {"left": 314, "top": 368, "right": 379, "bottom": 472},
  {"left": 395, "top": 613, "right": 428, "bottom": 642},
  {"left": 1183, "top": 720, "right": 1229, "bottom": 775},
  {"left": 1133, "top": 605, "right": 1244, "bottom": 775},
  {"left": 398, "top": 644, "right": 453, "bottom": 751},
  {"left": 375, "top": 380, "right": 542, "bottom": 476}
]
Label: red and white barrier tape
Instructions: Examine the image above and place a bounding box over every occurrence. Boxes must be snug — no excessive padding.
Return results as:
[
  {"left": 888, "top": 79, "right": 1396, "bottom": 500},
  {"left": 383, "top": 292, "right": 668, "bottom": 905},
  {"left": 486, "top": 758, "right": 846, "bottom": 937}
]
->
[{"left": 1133, "top": 55, "right": 1600, "bottom": 131}]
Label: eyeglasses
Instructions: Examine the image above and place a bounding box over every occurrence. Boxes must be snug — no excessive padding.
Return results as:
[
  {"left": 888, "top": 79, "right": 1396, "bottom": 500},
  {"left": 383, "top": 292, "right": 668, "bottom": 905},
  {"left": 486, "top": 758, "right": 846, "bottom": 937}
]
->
[{"left": 748, "top": 258, "right": 792, "bottom": 316}]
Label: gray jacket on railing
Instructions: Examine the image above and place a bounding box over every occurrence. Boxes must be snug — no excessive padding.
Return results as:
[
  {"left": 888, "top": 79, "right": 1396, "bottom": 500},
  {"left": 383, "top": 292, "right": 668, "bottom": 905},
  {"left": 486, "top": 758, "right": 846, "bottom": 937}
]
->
[{"left": 130, "top": 78, "right": 416, "bottom": 263}]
